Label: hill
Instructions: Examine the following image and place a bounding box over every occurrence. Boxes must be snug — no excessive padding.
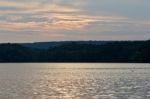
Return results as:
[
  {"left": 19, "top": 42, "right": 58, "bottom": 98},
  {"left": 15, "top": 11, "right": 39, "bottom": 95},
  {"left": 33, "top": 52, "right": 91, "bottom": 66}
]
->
[
  {"left": 22, "top": 41, "right": 112, "bottom": 49},
  {"left": 0, "top": 40, "right": 149, "bottom": 62}
]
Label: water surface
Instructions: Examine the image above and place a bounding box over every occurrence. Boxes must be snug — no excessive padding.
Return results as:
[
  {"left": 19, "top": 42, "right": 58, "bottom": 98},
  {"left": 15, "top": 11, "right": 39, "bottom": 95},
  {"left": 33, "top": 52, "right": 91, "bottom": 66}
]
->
[{"left": 0, "top": 63, "right": 150, "bottom": 99}]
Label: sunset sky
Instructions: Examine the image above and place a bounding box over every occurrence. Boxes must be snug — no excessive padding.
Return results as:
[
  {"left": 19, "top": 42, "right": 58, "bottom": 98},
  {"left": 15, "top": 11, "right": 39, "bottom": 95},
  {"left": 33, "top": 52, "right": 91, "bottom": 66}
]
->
[{"left": 0, "top": 0, "right": 150, "bottom": 42}]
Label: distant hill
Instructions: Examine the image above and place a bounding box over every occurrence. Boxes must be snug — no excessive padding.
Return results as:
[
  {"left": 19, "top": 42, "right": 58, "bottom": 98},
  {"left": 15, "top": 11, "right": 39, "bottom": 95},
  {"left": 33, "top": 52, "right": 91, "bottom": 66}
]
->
[
  {"left": 0, "top": 40, "right": 149, "bottom": 62},
  {"left": 0, "top": 44, "right": 38, "bottom": 62},
  {"left": 22, "top": 41, "right": 112, "bottom": 49}
]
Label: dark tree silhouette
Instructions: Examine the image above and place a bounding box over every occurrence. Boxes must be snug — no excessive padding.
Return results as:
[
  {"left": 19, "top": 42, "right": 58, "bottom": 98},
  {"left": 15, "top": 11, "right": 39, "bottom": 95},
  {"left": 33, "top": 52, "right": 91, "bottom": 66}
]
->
[{"left": 0, "top": 40, "right": 149, "bottom": 62}]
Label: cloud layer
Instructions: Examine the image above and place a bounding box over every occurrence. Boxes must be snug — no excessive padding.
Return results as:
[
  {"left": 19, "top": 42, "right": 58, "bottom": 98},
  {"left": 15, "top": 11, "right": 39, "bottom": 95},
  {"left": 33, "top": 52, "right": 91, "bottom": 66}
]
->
[{"left": 0, "top": 0, "right": 150, "bottom": 42}]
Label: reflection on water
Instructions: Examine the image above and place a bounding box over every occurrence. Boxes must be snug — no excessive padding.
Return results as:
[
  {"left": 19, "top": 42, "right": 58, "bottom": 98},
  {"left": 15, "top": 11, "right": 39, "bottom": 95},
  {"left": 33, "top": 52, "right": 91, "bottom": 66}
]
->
[{"left": 0, "top": 63, "right": 150, "bottom": 99}]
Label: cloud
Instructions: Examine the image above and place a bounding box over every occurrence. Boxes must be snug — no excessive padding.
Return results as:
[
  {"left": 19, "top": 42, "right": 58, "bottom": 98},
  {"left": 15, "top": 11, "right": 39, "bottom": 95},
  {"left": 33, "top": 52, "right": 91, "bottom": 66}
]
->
[
  {"left": 0, "top": 14, "right": 128, "bottom": 31},
  {"left": 0, "top": 0, "right": 150, "bottom": 42}
]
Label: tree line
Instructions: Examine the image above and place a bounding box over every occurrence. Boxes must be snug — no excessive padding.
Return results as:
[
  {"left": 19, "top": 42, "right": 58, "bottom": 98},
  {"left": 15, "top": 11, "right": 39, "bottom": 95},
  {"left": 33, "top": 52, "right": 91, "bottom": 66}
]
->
[{"left": 0, "top": 40, "right": 149, "bottom": 62}]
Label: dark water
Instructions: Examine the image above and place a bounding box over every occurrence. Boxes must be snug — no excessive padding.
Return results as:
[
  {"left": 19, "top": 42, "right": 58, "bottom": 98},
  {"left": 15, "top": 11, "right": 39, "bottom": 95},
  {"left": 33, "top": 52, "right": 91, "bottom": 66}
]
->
[{"left": 0, "top": 63, "right": 150, "bottom": 99}]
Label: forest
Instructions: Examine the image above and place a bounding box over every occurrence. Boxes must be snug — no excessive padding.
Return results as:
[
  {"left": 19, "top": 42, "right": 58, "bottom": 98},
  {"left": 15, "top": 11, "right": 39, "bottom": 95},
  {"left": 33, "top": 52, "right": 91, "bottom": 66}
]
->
[{"left": 0, "top": 40, "right": 149, "bottom": 63}]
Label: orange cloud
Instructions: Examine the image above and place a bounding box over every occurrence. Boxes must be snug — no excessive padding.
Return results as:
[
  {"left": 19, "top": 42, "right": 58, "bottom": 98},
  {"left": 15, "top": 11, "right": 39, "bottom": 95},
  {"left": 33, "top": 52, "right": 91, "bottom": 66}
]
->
[
  {"left": 0, "top": 0, "right": 147, "bottom": 33},
  {"left": 0, "top": 14, "right": 128, "bottom": 32}
]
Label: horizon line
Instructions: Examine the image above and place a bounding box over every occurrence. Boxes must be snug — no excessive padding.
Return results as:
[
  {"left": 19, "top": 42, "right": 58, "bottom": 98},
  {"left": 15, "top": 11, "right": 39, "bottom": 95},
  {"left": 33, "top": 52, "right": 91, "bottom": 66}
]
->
[{"left": 0, "top": 39, "right": 149, "bottom": 44}]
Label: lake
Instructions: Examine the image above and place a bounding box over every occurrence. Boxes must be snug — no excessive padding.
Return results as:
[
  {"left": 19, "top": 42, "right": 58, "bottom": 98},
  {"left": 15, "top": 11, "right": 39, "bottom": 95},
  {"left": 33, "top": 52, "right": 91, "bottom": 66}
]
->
[{"left": 0, "top": 63, "right": 150, "bottom": 99}]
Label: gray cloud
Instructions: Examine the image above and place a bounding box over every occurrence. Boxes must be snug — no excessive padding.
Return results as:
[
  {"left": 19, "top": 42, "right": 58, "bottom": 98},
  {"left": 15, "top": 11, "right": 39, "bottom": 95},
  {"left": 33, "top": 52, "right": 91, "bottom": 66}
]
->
[{"left": 0, "top": 0, "right": 150, "bottom": 42}]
